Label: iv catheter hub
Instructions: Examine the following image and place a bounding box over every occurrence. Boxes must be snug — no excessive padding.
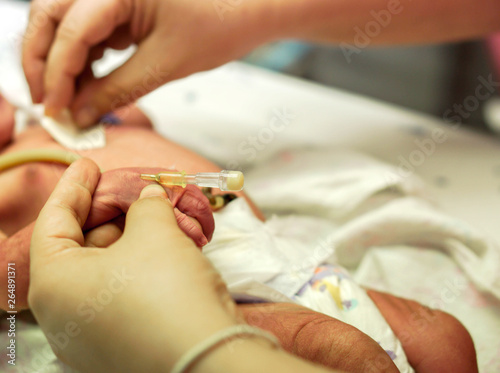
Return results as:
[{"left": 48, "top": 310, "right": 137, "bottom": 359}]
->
[{"left": 140, "top": 170, "right": 244, "bottom": 191}]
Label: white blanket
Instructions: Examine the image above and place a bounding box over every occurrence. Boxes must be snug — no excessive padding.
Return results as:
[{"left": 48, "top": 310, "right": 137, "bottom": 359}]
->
[{"left": 205, "top": 148, "right": 500, "bottom": 372}]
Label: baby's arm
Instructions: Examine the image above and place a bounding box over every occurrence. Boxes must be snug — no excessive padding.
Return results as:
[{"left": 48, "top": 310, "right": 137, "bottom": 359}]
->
[{"left": 0, "top": 223, "right": 34, "bottom": 311}]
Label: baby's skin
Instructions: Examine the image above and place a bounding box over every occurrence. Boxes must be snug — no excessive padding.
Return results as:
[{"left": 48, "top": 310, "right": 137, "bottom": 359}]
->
[{"left": 0, "top": 95, "right": 477, "bottom": 373}]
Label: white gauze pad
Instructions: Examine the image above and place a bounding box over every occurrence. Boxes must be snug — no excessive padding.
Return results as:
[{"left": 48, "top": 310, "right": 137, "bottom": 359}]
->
[{"left": 40, "top": 109, "right": 106, "bottom": 150}]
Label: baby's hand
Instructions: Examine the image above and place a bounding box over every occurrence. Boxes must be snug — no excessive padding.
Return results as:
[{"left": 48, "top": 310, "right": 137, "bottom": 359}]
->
[{"left": 84, "top": 168, "right": 215, "bottom": 247}]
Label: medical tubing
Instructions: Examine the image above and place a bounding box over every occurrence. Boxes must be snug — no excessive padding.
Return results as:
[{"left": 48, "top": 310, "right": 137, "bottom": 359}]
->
[{"left": 0, "top": 149, "right": 81, "bottom": 172}]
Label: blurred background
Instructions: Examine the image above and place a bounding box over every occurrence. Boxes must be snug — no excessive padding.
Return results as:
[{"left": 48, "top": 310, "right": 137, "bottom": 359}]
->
[{"left": 243, "top": 40, "right": 500, "bottom": 134}]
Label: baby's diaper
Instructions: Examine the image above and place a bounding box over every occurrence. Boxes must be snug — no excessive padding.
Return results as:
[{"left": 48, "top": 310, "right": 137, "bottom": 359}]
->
[{"left": 294, "top": 264, "right": 412, "bottom": 372}]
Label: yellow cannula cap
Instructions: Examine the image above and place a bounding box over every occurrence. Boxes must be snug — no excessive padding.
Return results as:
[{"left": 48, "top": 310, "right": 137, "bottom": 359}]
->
[{"left": 224, "top": 171, "right": 244, "bottom": 191}]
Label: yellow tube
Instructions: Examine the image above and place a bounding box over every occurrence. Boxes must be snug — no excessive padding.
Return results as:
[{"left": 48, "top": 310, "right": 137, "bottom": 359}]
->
[{"left": 0, "top": 149, "right": 82, "bottom": 172}]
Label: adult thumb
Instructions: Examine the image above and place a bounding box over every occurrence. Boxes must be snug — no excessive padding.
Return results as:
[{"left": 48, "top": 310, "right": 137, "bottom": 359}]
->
[
  {"left": 120, "top": 184, "right": 194, "bottom": 252},
  {"left": 71, "top": 35, "right": 171, "bottom": 127}
]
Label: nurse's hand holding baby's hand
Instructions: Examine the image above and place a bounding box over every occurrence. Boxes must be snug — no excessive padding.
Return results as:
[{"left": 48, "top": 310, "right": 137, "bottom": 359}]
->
[
  {"left": 29, "top": 158, "right": 333, "bottom": 373},
  {"left": 29, "top": 158, "right": 237, "bottom": 372}
]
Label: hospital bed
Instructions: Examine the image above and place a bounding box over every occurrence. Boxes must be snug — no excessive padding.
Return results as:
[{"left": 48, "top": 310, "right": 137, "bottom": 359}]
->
[{"left": 1, "top": 0, "right": 499, "bottom": 371}]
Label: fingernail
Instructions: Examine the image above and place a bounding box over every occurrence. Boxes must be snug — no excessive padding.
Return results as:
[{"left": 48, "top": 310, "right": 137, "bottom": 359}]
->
[
  {"left": 139, "top": 184, "right": 168, "bottom": 200},
  {"left": 199, "top": 236, "right": 208, "bottom": 247},
  {"left": 99, "top": 113, "right": 122, "bottom": 125},
  {"left": 75, "top": 105, "right": 98, "bottom": 127}
]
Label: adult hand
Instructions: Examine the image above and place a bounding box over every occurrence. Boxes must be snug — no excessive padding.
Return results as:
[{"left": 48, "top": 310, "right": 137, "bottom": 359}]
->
[
  {"left": 22, "top": 0, "right": 275, "bottom": 127},
  {"left": 0, "top": 93, "right": 15, "bottom": 148},
  {"left": 29, "top": 158, "right": 240, "bottom": 372},
  {"left": 22, "top": 0, "right": 500, "bottom": 128}
]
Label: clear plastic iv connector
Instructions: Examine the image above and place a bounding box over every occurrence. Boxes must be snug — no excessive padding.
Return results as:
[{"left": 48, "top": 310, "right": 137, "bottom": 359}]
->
[{"left": 140, "top": 170, "right": 244, "bottom": 191}]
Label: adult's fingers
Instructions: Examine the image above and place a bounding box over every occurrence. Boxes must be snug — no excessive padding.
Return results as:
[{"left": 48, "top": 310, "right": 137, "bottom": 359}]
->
[
  {"left": 70, "top": 33, "right": 171, "bottom": 127},
  {"left": 120, "top": 184, "right": 195, "bottom": 252},
  {"left": 22, "top": 0, "right": 74, "bottom": 104},
  {"left": 42, "top": 0, "right": 134, "bottom": 117},
  {"left": 0, "top": 93, "right": 15, "bottom": 147},
  {"left": 30, "top": 158, "right": 100, "bottom": 263},
  {"left": 83, "top": 216, "right": 125, "bottom": 248}
]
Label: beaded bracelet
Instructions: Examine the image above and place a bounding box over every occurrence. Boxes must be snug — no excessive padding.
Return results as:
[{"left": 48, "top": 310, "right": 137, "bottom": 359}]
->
[{"left": 171, "top": 324, "right": 281, "bottom": 373}]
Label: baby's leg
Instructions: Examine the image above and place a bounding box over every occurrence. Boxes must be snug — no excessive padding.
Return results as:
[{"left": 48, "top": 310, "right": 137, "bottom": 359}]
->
[{"left": 367, "top": 289, "right": 478, "bottom": 373}]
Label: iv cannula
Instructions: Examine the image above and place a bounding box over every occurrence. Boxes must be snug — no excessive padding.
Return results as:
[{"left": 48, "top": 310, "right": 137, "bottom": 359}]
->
[{"left": 140, "top": 170, "right": 244, "bottom": 191}]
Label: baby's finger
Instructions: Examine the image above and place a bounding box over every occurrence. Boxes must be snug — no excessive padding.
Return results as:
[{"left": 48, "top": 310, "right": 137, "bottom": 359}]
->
[{"left": 31, "top": 158, "right": 100, "bottom": 262}]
